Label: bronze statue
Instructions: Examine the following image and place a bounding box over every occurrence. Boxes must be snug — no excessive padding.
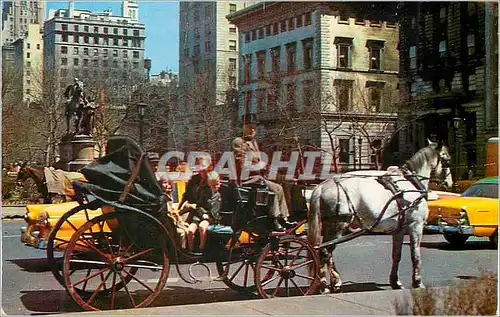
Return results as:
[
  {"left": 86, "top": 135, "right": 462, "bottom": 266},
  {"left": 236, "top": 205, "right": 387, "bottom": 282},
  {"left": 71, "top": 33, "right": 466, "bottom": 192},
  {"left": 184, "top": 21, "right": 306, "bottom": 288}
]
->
[{"left": 63, "top": 79, "right": 99, "bottom": 136}]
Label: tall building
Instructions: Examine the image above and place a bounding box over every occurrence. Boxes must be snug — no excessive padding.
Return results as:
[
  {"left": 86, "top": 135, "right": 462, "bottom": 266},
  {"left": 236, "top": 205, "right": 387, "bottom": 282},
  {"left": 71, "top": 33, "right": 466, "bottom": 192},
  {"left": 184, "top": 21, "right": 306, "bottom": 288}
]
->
[
  {"left": 1, "top": 0, "right": 45, "bottom": 47},
  {"left": 398, "top": 2, "right": 498, "bottom": 180},
  {"left": 43, "top": 2, "right": 146, "bottom": 85},
  {"left": 177, "top": 1, "right": 255, "bottom": 153},
  {"left": 228, "top": 2, "right": 400, "bottom": 171},
  {"left": 12, "top": 24, "right": 43, "bottom": 104}
]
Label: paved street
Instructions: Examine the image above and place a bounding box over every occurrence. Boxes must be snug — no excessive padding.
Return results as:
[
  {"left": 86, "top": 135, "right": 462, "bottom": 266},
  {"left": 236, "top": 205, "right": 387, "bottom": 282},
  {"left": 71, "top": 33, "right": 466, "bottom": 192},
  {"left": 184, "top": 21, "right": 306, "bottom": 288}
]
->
[{"left": 2, "top": 219, "right": 498, "bottom": 315}]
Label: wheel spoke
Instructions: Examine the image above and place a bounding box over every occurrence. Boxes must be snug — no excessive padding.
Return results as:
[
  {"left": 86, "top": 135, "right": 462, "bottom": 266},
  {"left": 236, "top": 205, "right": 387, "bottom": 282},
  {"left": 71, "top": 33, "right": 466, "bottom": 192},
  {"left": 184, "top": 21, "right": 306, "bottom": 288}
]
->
[
  {"left": 122, "top": 247, "right": 155, "bottom": 263},
  {"left": 123, "top": 269, "right": 154, "bottom": 293},
  {"left": 81, "top": 268, "right": 92, "bottom": 291},
  {"left": 291, "top": 259, "right": 315, "bottom": 270},
  {"left": 260, "top": 274, "right": 281, "bottom": 287},
  {"left": 86, "top": 270, "right": 112, "bottom": 305},
  {"left": 271, "top": 277, "right": 283, "bottom": 297},
  {"left": 290, "top": 277, "right": 306, "bottom": 295},
  {"left": 110, "top": 271, "right": 117, "bottom": 310},
  {"left": 289, "top": 245, "right": 305, "bottom": 266},
  {"left": 117, "top": 270, "right": 136, "bottom": 307},
  {"left": 72, "top": 267, "right": 109, "bottom": 286},
  {"left": 258, "top": 264, "right": 281, "bottom": 272},
  {"left": 271, "top": 252, "right": 283, "bottom": 268},
  {"left": 69, "top": 259, "right": 108, "bottom": 266},
  {"left": 285, "top": 278, "right": 289, "bottom": 297},
  {"left": 65, "top": 218, "right": 79, "bottom": 232},
  {"left": 97, "top": 220, "right": 115, "bottom": 257},
  {"left": 294, "top": 273, "right": 315, "bottom": 281},
  {"left": 78, "top": 236, "right": 111, "bottom": 260},
  {"left": 228, "top": 261, "right": 246, "bottom": 282},
  {"left": 243, "top": 262, "right": 250, "bottom": 288}
]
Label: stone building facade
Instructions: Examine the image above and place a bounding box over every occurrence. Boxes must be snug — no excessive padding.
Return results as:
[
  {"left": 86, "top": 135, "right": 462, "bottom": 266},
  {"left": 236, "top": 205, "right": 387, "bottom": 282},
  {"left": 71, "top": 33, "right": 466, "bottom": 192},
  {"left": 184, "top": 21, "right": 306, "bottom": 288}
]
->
[
  {"left": 398, "top": 2, "right": 498, "bottom": 180},
  {"left": 228, "top": 2, "right": 400, "bottom": 171},
  {"left": 1, "top": 0, "right": 45, "bottom": 47}
]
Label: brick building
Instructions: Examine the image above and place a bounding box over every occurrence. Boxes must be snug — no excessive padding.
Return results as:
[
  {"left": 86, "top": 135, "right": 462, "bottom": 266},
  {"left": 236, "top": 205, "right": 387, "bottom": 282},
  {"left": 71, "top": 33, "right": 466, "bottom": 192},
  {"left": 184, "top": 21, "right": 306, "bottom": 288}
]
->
[
  {"left": 398, "top": 2, "right": 498, "bottom": 180},
  {"left": 228, "top": 2, "right": 400, "bottom": 171}
]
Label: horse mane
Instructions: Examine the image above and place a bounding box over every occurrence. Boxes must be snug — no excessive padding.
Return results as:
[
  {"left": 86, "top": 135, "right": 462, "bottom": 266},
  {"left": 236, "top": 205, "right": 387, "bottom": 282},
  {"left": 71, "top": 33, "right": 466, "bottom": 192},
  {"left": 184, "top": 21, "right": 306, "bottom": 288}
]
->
[{"left": 403, "top": 144, "right": 438, "bottom": 172}]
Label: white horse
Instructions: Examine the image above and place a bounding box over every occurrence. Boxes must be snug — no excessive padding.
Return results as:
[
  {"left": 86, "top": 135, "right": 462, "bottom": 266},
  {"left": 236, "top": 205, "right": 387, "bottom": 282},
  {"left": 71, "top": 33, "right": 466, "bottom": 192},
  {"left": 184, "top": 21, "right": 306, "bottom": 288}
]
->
[{"left": 307, "top": 140, "right": 453, "bottom": 293}]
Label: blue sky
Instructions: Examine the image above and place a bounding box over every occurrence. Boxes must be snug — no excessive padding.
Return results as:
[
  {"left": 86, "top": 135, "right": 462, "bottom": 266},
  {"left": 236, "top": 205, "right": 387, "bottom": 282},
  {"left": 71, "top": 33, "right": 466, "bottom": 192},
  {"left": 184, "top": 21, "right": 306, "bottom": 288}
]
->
[{"left": 45, "top": 1, "right": 179, "bottom": 74}]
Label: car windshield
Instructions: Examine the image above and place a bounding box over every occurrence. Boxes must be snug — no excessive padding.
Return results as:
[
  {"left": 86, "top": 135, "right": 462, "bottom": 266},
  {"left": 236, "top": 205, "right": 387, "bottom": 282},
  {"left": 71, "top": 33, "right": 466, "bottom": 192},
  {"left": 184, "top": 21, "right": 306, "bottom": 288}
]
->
[{"left": 462, "top": 183, "right": 498, "bottom": 199}]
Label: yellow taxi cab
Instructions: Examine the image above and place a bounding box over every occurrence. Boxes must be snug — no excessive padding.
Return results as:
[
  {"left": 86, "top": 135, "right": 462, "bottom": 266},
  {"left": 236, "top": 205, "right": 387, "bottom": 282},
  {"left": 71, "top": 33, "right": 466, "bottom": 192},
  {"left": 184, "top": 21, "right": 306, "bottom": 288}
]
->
[{"left": 425, "top": 176, "right": 498, "bottom": 247}]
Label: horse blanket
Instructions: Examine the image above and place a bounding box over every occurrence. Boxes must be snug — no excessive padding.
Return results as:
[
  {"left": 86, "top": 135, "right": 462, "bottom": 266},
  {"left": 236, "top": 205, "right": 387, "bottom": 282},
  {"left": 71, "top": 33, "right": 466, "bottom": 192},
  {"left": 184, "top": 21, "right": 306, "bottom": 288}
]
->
[{"left": 44, "top": 167, "right": 86, "bottom": 195}]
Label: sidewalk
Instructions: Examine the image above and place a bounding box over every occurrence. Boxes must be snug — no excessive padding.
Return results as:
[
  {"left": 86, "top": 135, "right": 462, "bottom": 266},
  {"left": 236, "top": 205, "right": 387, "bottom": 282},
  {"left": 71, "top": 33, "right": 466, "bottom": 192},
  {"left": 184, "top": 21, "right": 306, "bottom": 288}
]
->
[
  {"left": 1, "top": 206, "right": 26, "bottom": 219},
  {"left": 63, "top": 289, "right": 415, "bottom": 315}
]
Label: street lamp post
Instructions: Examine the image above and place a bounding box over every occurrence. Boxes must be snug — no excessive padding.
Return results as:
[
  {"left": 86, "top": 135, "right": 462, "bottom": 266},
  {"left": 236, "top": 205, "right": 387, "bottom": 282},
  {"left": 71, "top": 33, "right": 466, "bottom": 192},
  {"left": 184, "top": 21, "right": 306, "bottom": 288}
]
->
[{"left": 137, "top": 103, "right": 148, "bottom": 148}]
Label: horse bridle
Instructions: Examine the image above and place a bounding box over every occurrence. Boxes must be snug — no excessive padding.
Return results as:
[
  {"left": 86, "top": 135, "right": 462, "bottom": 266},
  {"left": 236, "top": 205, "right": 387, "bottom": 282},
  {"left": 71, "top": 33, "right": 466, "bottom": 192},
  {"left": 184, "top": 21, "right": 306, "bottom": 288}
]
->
[{"left": 430, "top": 151, "right": 452, "bottom": 187}]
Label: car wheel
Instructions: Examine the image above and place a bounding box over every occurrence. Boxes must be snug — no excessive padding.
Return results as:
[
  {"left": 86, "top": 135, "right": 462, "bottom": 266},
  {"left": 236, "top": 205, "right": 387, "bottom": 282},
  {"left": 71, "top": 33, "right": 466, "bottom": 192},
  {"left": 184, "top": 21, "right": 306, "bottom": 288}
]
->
[
  {"left": 443, "top": 233, "right": 469, "bottom": 247},
  {"left": 489, "top": 230, "right": 498, "bottom": 248}
]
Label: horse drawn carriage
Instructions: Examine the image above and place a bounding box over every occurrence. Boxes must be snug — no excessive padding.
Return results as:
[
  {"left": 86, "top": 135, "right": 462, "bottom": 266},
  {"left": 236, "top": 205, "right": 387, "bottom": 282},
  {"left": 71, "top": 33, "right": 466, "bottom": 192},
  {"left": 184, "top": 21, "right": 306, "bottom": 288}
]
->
[
  {"left": 19, "top": 134, "right": 453, "bottom": 311},
  {"left": 32, "top": 135, "right": 319, "bottom": 311}
]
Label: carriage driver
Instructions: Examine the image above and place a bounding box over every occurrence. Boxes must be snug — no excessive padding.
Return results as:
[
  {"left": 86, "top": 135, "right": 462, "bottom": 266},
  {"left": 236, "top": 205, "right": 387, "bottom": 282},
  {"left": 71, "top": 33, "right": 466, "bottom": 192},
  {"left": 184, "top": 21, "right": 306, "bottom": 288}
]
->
[
  {"left": 232, "top": 124, "right": 296, "bottom": 232},
  {"left": 183, "top": 171, "right": 222, "bottom": 251}
]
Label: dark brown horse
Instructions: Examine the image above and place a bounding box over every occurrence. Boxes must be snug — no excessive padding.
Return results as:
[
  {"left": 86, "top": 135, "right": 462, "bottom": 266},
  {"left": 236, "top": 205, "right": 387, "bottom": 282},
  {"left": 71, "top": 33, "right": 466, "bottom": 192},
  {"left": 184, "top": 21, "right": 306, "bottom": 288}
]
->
[{"left": 16, "top": 165, "right": 53, "bottom": 204}]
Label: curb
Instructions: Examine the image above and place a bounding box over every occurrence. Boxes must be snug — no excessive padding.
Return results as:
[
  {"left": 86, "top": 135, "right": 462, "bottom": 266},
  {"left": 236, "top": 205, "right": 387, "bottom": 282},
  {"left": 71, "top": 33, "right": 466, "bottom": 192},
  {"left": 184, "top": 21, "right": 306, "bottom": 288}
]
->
[{"left": 2, "top": 215, "right": 24, "bottom": 220}]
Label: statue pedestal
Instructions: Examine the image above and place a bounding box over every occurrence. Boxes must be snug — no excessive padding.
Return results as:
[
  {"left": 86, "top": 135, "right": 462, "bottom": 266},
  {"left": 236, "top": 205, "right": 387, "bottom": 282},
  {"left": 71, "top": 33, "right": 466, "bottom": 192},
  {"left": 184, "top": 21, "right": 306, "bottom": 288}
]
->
[{"left": 55, "top": 134, "right": 96, "bottom": 171}]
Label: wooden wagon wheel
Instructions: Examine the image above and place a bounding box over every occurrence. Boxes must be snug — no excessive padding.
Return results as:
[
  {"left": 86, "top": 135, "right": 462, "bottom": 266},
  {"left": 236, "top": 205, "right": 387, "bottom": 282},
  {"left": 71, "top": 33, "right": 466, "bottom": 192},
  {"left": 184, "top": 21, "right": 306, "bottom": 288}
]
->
[
  {"left": 215, "top": 231, "right": 262, "bottom": 293},
  {"left": 255, "top": 236, "right": 320, "bottom": 298},
  {"left": 47, "top": 202, "right": 138, "bottom": 295},
  {"left": 62, "top": 211, "right": 170, "bottom": 311}
]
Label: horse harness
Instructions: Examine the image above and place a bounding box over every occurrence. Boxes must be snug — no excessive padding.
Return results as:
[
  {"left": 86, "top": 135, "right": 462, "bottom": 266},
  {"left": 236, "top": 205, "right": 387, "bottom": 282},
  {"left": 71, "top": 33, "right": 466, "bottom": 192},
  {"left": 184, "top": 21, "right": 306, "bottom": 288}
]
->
[{"left": 319, "top": 168, "right": 429, "bottom": 248}]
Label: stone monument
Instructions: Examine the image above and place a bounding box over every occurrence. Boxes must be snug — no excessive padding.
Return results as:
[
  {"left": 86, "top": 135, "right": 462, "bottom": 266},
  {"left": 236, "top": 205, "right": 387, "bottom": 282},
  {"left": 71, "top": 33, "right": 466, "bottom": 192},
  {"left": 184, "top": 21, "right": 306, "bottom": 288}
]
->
[{"left": 55, "top": 79, "right": 100, "bottom": 171}]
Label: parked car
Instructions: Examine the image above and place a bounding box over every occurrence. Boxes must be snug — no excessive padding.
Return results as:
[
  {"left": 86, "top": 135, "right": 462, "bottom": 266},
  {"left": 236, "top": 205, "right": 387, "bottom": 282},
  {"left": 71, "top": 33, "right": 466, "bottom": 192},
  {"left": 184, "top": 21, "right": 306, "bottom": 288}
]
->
[{"left": 425, "top": 176, "right": 498, "bottom": 247}]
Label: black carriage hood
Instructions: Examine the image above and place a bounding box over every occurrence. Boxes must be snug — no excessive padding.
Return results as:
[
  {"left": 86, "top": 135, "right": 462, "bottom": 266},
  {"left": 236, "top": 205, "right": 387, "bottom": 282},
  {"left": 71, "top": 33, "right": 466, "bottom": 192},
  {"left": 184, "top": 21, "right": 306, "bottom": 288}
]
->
[{"left": 78, "top": 135, "right": 165, "bottom": 215}]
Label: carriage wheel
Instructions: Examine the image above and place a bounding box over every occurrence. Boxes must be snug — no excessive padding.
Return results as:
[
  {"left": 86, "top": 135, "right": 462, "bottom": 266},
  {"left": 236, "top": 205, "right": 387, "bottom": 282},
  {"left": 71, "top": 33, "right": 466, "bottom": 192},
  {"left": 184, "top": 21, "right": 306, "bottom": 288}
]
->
[
  {"left": 63, "top": 211, "right": 170, "bottom": 311},
  {"left": 255, "top": 236, "right": 320, "bottom": 298},
  {"left": 47, "top": 203, "right": 138, "bottom": 295},
  {"left": 215, "top": 232, "right": 261, "bottom": 293}
]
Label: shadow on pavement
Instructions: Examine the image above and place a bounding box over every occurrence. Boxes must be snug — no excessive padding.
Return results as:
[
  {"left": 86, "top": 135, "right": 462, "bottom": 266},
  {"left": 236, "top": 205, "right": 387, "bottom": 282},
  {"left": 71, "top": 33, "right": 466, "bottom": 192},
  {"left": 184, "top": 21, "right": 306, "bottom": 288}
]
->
[
  {"left": 9, "top": 258, "right": 52, "bottom": 273},
  {"left": 419, "top": 240, "right": 496, "bottom": 251},
  {"left": 19, "top": 290, "right": 83, "bottom": 314},
  {"left": 339, "top": 282, "right": 391, "bottom": 293}
]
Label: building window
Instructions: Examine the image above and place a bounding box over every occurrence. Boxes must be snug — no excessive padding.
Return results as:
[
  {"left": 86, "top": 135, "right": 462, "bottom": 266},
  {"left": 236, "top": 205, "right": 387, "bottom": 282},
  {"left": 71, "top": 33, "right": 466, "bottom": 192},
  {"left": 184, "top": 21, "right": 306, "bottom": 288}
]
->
[
  {"left": 84, "top": 25, "right": 89, "bottom": 32},
  {"left": 335, "top": 79, "right": 352, "bottom": 111},
  {"left": 114, "top": 38, "right": 119, "bottom": 46},
  {"left": 302, "top": 38, "right": 313, "bottom": 70},
  {"left": 258, "top": 27, "right": 265, "bottom": 39},
  {"left": 439, "top": 7, "right": 447, "bottom": 22},
  {"left": 367, "top": 40, "right": 385, "bottom": 70},
  {"left": 369, "top": 20, "right": 381, "bottom": 27},
  {"left": 62, "top": 23, "right": 68, "bottom": 31},
  {"left": 244, "top": 32, "right": 250, "bottom": 43},
  {"left": 123, "top": 50, "right": 128, "bottom": 58},
  {"left": 73, "top": 35, "right": 79, "bottom": 43},
  {"left": 229, "top": 40, "right": 236, "bottom": 51},
  {"left": 132, "top": 51, "right": 139, "bottom": 59},
  {"left": 123, "top": 39, "right": 128, "bottom": 47},
  {"left": 370, "top": 139, "right": 382, "bottom": 164},
  {"left": 271, "top": 46, "right": 280, "bottom": 73},
  {"left": 229, "top": 27, "right": 236, "bottom": 33},
  {"left": 303, "top": 80, "right": 313, "bottom": 108},
  {"left": 26, "top": 52, "right": 30, "bottom": 58},
  {"left": 205, "top": 4, "right": 212, "bottom": 18},
  {"left": 62, "top": 34, "right": 68, "bottom": 42},
  {"left": 113, "top": 28, "right": 118, "bottom": 35},
  {"left": 467, "top": 34, "right": 475, "bottom": 55},
  {"left": 73, "top": 58, "right": 79, "bottom": 66},
  {"left": 133, "top": 29, "right": 139, "bottom": 36},
  {"left": 439, "top": 40, "right": 446, "bottom": 53},
  {"left": 83, "top": 59, "right": 89, "bottom": 67},
  {"left": 204, "top": 41, "right": 211, "bottom": 52},
  {"left": 194, "top": 27, "right": 200, "bottom": 39},
  {"left": 257, "top": 51, "right": 266, "bottom": 79},
  {"left": 243, "top": 54, "right": 251, "bottom": 83},
  {"left": 104, "top": 38, "right": 109, "bottom": 45},
  {"left": 92, "top": 48, "right": 98, "bottom": 56},
  {"left": 339, "top": 139, "right": 350, "bottom": 163},
  {"left": 27, "top": 43, "right": 30, "bottom": 49},
  {"left": 61, "top": 57, "right": 67, "bottom": 65},
  {"left": 36, "top": 44, "right": 40, "bottom": 49},
  {"left": 286, "top": 42, "right": 297, "bottom": 74},
  {"left": 229, "top": 76, "right": 236, "bottom": 87},
  {"left": 386, "top": 20, "right": 396, "bottom": 28},
  {"left": 288, "top": 17, "right": 295, "bottom": 31},
  {"left": 94, "top": 37, "right": 99, "bottom": 45},
  {"left": 123, "top": 29, "right": 128, "bottom": 36},
  {"left": 113, "top": 49, "right": 118, "bottom": 57},
  {"left": 366, "top": 81, "right": 383, "bottom": 112},
  {"left": 273, "top": 22, "right": 279, "bottom": 35},
  {"left": 280, "top": 20, "right": 286, "bottom": 32},
  {"left": 256, "top": 89, "right": 265, "bottom": 115},
  {"left": 104, "top": 27, "right": 108, "bottom": 34},
  {"left": 296, "top": 15, "right": 303, "bottom": 28},
  {"left": 83, "top": 48, "right": 88, "bottom": 55},
  {"left": 74, "top": 25, "right": 79, "bottom": 32},
  {"left": 338, "top": 15, "right": 349, "bottom": 24},
  {"left": 266, "top": 25, "right": 272, "bottom": 36},
  {"left": 94, "top": 26, "right": 99, "bottom": 33},
  {"left": 304, "top": 12, "right": 312, "bottom": 25},
  {"left": 74, "top": 47, "right": 79, "bottom": 55},
  {"left": 61, "top": 46, "right": 68, "bottom": 54},
  {"left": 409, "top": 46, "right": 417, "bottom": 69},
  {"left": 228, "top": 58, "right": 237, "bottom": 72},
  {"left": 287, "top": 83, "right": 296, "bottom": 111},
  {"left": 335, "top": 37, "right": 353, "bottom": 69},
  {"left": 229, "top": 3, "right": 237, "bottom": 13},
  {"left": 251, "top": 29, "right": 257, "bottom": 41},
  {"left": 355, "top": 18, "right": 365, "bottom": 25},
  {"left": 133, "top": 61, "right": 139, "bottom": 69},
  {"left": 84, "top": 36, "right": 89, "bottom": 44},
  {"left": 103, "top": 49, "right": 108, "bottom": 57}
]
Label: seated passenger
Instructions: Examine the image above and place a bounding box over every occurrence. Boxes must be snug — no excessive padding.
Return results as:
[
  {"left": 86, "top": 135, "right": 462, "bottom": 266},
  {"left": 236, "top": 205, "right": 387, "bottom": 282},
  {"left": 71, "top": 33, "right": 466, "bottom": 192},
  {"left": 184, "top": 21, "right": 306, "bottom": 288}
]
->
[{"left": 183, "top": 171, "right": 221, "bottom": 251}]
